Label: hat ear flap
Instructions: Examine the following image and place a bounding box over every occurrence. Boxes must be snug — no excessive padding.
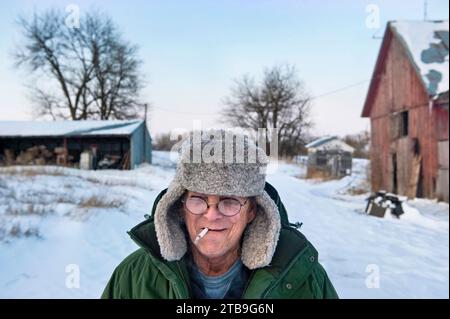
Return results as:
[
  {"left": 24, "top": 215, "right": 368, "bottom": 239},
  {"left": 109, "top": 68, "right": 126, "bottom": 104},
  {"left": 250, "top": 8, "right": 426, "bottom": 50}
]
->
[
  {"left": 154, "top": 176, "right": 188, "bottom": 261},
  {"left": 241, "top": 191, "right": 281, "bottom": 269}
]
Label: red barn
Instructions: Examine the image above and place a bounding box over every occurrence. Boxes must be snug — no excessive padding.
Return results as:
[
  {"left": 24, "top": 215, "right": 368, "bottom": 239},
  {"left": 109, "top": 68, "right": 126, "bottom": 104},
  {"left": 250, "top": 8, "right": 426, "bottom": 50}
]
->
[{"left": 362, "top": 20, "right": 449, "bottom": 202}]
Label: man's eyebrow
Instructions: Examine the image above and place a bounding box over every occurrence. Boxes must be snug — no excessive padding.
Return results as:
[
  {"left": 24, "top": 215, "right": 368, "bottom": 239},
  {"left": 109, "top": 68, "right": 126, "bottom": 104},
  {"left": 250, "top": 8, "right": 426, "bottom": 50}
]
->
[
  {"left": 219, "top": 195, "right": 243, "bottom": 201},
  {"left": 189, "top": 193, "right": 244, "bottom": 200},
  {"left": 189, "top": 193, "right": 207, "bottom": 198}
]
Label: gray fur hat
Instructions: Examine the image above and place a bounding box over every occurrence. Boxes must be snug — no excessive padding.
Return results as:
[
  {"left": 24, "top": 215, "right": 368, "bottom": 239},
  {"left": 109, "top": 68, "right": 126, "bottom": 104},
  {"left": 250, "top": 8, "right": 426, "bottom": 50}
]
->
[{"left": 154, "top": 129, "right": 281, "bottom": 269}]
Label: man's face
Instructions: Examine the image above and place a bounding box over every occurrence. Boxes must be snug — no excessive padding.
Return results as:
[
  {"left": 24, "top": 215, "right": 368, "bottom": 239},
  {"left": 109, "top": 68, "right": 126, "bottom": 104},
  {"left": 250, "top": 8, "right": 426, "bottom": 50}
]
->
[{"left": 182, "top": 191, "right": 256, "bottom": 259}]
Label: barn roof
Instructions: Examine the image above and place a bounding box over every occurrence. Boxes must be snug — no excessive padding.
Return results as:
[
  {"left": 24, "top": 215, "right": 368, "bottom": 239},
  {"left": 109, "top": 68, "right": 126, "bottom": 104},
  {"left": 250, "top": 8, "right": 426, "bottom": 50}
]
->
[
  {"left": 392, "top": 20, "right": 449, "bottom": 96},
  {"left": 0, "top": 120, "right": 144, "bottom": 138},
  {"left": 362, "top": 20, "right": 449, "bottom": 117}
]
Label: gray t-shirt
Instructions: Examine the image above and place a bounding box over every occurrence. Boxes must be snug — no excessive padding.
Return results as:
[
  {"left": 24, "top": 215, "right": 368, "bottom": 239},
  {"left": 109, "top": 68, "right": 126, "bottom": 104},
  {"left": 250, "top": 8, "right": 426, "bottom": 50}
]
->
[{"left": 187, "top": 256, "right": 249, "bottom": 299}]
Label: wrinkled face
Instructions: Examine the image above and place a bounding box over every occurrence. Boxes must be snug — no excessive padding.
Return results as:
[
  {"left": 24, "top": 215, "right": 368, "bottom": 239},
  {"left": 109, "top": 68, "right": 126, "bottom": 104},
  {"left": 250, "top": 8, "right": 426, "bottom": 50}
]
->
[{"left": 182, "top": 191, "right": 256, "bottom": 259}]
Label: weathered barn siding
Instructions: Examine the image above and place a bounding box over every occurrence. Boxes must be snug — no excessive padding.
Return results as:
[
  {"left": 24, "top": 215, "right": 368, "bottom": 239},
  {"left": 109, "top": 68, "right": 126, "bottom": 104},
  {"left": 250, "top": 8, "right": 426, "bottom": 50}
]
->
[
  {"left": 367, "top": 26, "right": 445, "bottom": 199},
  {"left": 436, "top": 140, "right": 449, "bottom": 202},
  {"left": 435, "top": 101, "right": 449, "bottom": 202},
  {"left": 434, "top": 106, "right": 449, "bottom": 141}
]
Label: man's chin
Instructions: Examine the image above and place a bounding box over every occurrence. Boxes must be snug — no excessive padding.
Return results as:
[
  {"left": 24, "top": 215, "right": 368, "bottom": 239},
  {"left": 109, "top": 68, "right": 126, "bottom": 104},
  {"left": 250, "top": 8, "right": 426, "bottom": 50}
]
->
[{"left": 196, "top": 242, "right": 229, "bottom": 259}]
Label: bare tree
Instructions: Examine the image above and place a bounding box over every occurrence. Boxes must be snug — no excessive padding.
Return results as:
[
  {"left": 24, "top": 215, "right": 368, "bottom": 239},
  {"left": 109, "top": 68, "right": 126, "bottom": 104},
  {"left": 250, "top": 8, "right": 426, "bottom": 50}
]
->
[
  {"left": 152, "top": 132, "right": 181, "bottom": 151},
  {"left": 343, "top": 130, "right": 370, "bottom": 159},
  {"left": 14, "top": 9, "right": 145, "bottom": 120},
  {"left": 222, "top": 64, "right": 313, "bottom": 157}
]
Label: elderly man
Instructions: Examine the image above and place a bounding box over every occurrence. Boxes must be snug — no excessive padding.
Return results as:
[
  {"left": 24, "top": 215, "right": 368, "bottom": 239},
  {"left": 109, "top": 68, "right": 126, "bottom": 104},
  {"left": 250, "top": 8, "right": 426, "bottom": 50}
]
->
[{"left": 102, "top": 130, "right": 338, "bottom": 299}]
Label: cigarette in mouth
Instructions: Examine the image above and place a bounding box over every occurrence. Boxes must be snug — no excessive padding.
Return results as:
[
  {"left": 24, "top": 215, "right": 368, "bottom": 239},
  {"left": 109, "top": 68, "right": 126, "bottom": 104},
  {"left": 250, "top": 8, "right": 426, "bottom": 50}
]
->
[{"left": 194, "top": 228, "right": 209, "bottom": 245}]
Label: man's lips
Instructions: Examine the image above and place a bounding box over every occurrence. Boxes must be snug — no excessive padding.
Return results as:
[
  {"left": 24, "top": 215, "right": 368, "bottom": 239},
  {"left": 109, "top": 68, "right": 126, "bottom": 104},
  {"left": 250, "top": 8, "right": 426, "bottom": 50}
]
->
[{"left": 200, "top": 228, "right": 227, "bottom": 232}]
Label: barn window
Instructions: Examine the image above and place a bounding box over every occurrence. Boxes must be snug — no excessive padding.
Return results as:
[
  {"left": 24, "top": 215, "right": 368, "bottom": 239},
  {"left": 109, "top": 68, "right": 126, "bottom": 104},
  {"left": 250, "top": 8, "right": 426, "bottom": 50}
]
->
[
  {"left": 392, "top": 110, "right": 409, "bottom": 139},
  {"left": 401, "top": 111, "right": 409, "bottom": 136}
]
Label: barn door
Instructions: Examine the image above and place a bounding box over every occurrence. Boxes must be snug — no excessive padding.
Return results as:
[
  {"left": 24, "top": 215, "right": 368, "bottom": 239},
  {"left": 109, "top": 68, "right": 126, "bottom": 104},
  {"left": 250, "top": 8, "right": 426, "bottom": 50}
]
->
[
  {"left": 407, "top": 154, "right": 422, "bottom": 199},
  {"left": 392, "top": 153, "right": 398, "bottom": 194}
]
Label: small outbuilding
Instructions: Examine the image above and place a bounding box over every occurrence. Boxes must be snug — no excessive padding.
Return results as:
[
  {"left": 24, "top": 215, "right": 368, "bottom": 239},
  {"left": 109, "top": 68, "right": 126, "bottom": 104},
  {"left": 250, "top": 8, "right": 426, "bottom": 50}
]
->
[
  {"left": 0, "top": 120, "right": 152, "bottom": 170},
  {"left": 305, "top": 136, "right": 355, "bottom": 179}
]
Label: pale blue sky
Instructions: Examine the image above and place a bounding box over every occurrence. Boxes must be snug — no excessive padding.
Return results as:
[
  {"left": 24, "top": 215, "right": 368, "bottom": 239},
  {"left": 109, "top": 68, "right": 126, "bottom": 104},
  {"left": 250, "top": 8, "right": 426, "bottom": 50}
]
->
[{"left": 0, "top": 0, "right": 448, "bottom": 137}]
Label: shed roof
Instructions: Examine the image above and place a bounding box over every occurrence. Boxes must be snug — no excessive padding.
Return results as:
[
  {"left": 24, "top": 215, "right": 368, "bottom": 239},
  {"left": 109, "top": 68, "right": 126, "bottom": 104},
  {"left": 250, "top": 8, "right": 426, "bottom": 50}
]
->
[
  {"left": 0, "top": 120, "right": 144, "bottom": 138},
  {"left": 306, "top": 136, "right": 355, "bottom": 153},
  {"left": 306, "top": 136, "right": 338, "bottom": 148}
]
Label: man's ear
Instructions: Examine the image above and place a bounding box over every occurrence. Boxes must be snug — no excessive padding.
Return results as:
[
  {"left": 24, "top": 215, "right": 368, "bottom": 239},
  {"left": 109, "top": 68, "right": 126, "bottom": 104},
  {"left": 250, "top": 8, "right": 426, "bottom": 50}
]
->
[
  {"left": 246, "top": 201, "right": 257, "bottom": 224},
  {"left": 247, "top": 211, "right": 256, "bottom": 224}
]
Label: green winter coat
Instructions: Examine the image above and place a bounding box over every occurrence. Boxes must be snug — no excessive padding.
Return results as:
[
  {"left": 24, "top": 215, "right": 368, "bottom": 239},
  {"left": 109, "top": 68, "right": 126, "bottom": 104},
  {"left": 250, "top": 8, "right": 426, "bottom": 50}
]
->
[{"left": 101, "top": 183, "right": 338, "bottom": 299}]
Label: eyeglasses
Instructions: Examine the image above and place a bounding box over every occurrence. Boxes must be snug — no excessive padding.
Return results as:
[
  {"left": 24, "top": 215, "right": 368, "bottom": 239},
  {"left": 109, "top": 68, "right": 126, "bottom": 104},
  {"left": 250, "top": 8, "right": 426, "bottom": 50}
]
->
[{"left": 182, "top": 196, "right": 249, "bottom": 217}]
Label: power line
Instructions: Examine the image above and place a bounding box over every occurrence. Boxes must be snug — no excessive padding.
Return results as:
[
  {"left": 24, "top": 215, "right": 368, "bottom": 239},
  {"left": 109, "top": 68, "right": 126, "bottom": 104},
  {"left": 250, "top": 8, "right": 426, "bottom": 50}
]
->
[
  {"left": 150, "top": 78, "right": 371, "bottom": 115},
  {"left": 150, "top": 105, "right": 216, "bottom": 116},
  {"left": 309, "top": 79, "right": 371, "bottom": 100}
]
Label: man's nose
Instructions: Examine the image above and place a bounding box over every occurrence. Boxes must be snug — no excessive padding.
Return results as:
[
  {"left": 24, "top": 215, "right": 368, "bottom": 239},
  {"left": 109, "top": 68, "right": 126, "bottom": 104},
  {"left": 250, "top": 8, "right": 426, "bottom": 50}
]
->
[{"left": 203, "top": 201, "right": 223, "bottom": 220}]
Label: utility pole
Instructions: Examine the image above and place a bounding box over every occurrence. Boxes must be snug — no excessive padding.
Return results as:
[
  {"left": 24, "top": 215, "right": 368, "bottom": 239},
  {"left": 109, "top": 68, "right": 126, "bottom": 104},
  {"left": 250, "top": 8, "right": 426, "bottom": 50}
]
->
[
  {"left": 144, "top": 103, "right": 148, "bottom": 124},
  {"left": 424, "top": 0, "right": 428, "bottom": 21},
  {"left": 143, "top": 103, "right": 148, "bottom": 163}
]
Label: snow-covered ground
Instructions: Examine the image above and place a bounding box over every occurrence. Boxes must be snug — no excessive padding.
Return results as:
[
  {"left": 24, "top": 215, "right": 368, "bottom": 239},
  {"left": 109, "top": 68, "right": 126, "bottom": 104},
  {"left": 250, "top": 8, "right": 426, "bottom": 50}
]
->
[{"left": 0, "top": 151, "right": 448, "bottom": 298}]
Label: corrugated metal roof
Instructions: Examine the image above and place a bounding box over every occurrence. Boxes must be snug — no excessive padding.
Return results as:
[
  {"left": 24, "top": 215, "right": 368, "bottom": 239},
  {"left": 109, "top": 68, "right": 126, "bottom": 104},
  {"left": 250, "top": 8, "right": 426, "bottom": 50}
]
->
[
  {"left": 0, "top": 120, "right": 144, "bottom": 137},
  {"left": 306, "top": 136, "right": 338, "bottom": 148},
  {"left": 306, "top": 136, "right": 355, "bottom": 153}
]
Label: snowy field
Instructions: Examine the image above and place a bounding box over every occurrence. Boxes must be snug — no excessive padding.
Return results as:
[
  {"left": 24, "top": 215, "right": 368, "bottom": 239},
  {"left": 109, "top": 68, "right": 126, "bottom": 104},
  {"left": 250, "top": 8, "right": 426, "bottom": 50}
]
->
[{"left": 0, "top": 151, "right": 448, "bottom": 298}]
